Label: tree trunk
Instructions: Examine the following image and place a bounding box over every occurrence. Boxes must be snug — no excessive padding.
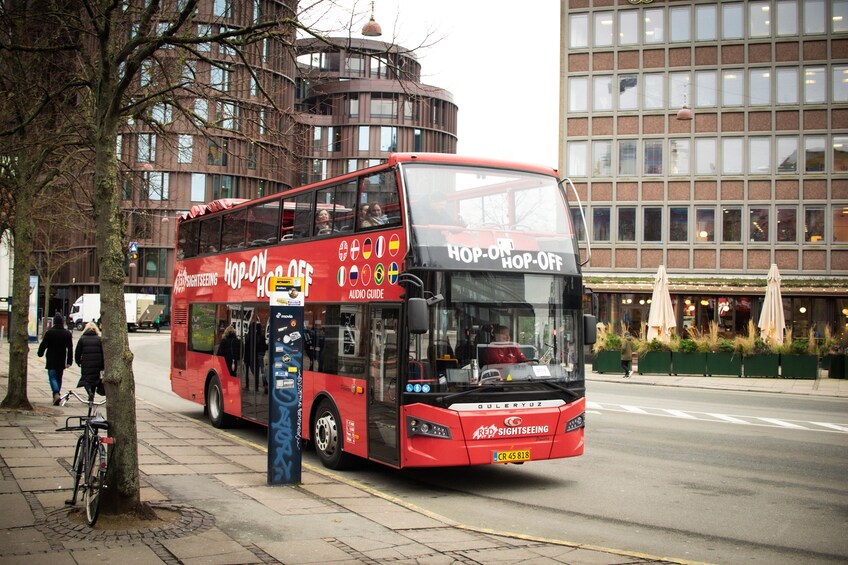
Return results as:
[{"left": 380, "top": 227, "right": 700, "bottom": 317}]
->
[
  {"left": 1, "top": 191, "right": 35, "bottom": 410},
  {"left": 93, "top": 114, "right": 143, "bottom": 515}
]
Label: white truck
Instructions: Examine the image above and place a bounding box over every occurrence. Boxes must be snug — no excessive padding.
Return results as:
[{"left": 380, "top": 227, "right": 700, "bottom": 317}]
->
[{"left": 69, "top": 293, "right": 156, "bottom": 331}]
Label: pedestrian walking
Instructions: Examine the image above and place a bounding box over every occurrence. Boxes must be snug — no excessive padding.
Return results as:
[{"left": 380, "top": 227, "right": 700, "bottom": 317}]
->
[
  {"left": 75, "top": 321, "right": 105, "bottom": 397},
  {"left": 621, "top": 331, "right": 634, "bottom": 378},
  {"left": 154, "top": 315, "right": 161, "bottom": 332},
  {"left": 37, "top": 315, "right": 74, "bottom": 405}
]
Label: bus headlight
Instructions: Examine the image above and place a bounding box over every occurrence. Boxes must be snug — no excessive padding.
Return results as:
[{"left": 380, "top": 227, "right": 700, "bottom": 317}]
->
[
  {"left": 565, "top": 413, "right": 585, "bottom": 433},
  {"left": 407, "top": 416, "right": 451, "bottom": 439}
]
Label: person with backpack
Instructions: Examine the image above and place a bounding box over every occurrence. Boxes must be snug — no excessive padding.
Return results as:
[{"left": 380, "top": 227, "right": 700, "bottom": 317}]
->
[{"left": 37, "top": 314, "right": 74, "bottom": 405}]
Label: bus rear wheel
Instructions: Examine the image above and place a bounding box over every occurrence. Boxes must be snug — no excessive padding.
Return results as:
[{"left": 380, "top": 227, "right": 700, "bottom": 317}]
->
[
  {"left": 313, "top": 399, "right": 352, "bottom": 470},
  {"left": 207, "top": 374, "right": 236, "bottom": 428}
]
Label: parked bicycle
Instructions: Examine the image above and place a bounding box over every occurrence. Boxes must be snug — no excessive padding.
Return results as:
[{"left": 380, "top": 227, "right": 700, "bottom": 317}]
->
[{"left": 56, "top": 389, "right": 112, "bottom": 526}]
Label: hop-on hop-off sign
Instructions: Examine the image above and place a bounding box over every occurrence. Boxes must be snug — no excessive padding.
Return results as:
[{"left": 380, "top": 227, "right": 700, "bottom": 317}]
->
[{"left": 267, "top": 276, "right": 304, "bottom": 485}]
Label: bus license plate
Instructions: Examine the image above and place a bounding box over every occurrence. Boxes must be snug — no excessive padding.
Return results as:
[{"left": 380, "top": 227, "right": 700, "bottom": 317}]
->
[{"left": 493, "top": 450, "right": 530, "bottom": 463}]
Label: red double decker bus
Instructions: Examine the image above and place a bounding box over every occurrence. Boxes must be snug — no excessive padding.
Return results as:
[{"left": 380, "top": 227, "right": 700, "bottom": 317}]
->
[{"left": 170, "top": 153, "right": 596, "bottom": 469}]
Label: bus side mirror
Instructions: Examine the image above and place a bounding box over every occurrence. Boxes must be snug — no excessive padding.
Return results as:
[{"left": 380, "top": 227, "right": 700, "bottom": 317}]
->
[
  {"left": 408, "top": 298, "right": 428, "bottom": 334},
  {"left": 583, "top": 314, "right": 597, "bottom": 345}
]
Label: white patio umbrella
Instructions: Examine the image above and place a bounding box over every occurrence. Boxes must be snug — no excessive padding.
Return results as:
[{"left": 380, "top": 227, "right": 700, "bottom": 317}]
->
[
  {"left": 758, "top": 263, "right": 786, "bottom": 346},
  {"left": 646, "top": 265, "right": 676, "bottom": 343}
]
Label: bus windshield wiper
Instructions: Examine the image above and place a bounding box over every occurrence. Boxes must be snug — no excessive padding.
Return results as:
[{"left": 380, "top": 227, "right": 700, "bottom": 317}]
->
[
  {"left": 435, "top": 382, "right": 503, "bottom": 403},
  {"left": 538, "top": 379, "right": 582, "bottom": 400}
]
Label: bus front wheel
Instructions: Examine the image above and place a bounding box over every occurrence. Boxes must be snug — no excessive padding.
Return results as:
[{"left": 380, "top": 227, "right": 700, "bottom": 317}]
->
[
  {"left": 207, "top": 375, "right": 236, "bottom": 428},
  {"left": 313, "top": 399, "right": 352, "bottom": 469}
]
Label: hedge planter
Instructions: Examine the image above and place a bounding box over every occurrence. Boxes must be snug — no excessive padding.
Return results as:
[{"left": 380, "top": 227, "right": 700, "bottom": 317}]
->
[
  {"left": 638, "top": 351, "right": 672, "bottom": 375},
  {"left": 825, "top": 354, "right": 847, "bottom": 379},
  {"left": 743, "top": 354, "right": 780, "bottom": 378},
  {"left": 593, "top": 350, "right": 623, "bottom": 374},
  {"left": 706, "top": 352, "right": 742, "bottom": 377},
  {"left": 780, "top": 354, "right": 818, "bottom": 380},
  {"left": 672, "top": 352, "right": 707, "bottom": 376}
]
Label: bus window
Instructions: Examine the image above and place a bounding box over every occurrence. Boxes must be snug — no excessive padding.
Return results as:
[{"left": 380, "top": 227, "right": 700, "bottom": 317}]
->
[
  {"left": 280, "top": 199, "right": 295, "bottom": 240},
  {"left": 292, "top": 193, "right": 313, "bottom": 240},
  {"left": 178, "top": 220, "right": 199, "bottom": 259},
  {"left": 359, "top": 171, "right": 401, "bottom": 229},
  {"left": 188, "top": 303, "right": 217, "bottom": 354},
  {"left": 198, "top": 216, "right": 222, "bottom": 254},
  {"left": 335, "top": 181, "right": 357, "bottom": 232},
  {"left": 221, "top": 208, "right": 247, "bottom": 251},
  {"left": 247, "top": 201, "right": 279, "bottom": 247}
]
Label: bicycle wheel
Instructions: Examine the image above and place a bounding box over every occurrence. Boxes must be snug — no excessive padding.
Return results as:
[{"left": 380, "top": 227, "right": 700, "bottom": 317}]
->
[
  {"left": 67, "top": 435, "right": 85, "bottom": 505},
  {"left": 83, "top": 439, "right": 106, "bottom": 526}
]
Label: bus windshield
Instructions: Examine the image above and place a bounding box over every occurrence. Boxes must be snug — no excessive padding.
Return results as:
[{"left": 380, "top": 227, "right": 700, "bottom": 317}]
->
[
  {"left": 407, "top": 271, "right": 584, "bottom": 403},
  {"left": 400, "top": 163, "right": 577, "bottom": 273}
]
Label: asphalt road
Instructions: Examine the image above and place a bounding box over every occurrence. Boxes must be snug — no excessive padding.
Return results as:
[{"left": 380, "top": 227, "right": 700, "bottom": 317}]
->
[{"left": 130, "top": 332, "right": 848, "bottom": 564}]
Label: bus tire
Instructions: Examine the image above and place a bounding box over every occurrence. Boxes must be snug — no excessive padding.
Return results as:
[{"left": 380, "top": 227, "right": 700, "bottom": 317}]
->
[
  {"left": 313, "top": 398, "right": 352, "bottom": 470},
  {"left": 207, "top": 374, "right": 236, "bottom": 429}
]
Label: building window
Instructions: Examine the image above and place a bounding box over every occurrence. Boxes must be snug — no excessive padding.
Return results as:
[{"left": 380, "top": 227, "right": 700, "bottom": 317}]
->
[
  {"left": 803, "top": 0, "right": 826, "bottom": 34},
  {"left": 572, "top": 206, "right": 587, "bottom": 242},
  {"left": 213, "top": 0, "right": 231, "bottom": 19},
  {"left": 191, "top": 173, "right": 206, "bottom": 202},
  {"left": 722, "top": 138, "right": 744, "bottom": 175},
  {"left": 643, "top": 208, "right": 662, "bottom": 242},
  {"left": 669, "top": 139, "right": 690, "bottom": 175},
  {"left": 151, "top": 103, "right": 172, "bottom": 124},
  {"left": 834, "top": 136, "right": 848, "bottom": 172},
  {"left": 569, "top": 13, "right": 588, "bottom": 48},
  {"left": 834, "top": 66, "right": 848, "bottom": 102},
  {"left": 696, "top": 209, "right": 715, "bottom": 242},
  {"left": 619, "top": 75, "right": 638, "bottom": 110},
  {"left": 593, "top": 76, "right": 612, "bottom": 111},
  {"left": 669, "top": 207, "right": 688, "bottom": 242},
  {"left": 749, "top": 208, "right": 769, "bottom": 242},
  {"left": 776, "top": 0, "right": 798, "bottom": 35},
  {"left": 618, "top": 207, "right": 636, "bottom": 242},
  {"left": 776, "top": 68, "right": 799, "bottom": 104},
  {"left": 567, "top": 141, "right": 587, "bottom": 177},
  {"left": 805, "top": 136, "right": 826, "bottom": 172},
  {"left": 805, "top": 207, "right": 825, "bottom": 242},
  {"left": 835, "top": 0, "right": 848, "bottom": 33},
  {"left": 695, "top": 71, "right": 717, "bottom": 107},
  {"left": 749, "top": 2, "right": 771, "bottom": 37},
  {"left": 413, "top": 129, "right": 422, "bottom": 152},
  {"left": 722, "top": 208, "right": 742, "bottom": 242},
  {"left": 207, "top": 137, "right": 228, "bottom": 166},
  {"left": 194, "top": 98, "right": 208, "bottom": 123},
  {"left": 749, "top": 69, "right": 771, "bottom": 106},
  {"left": 777, "top": 207, "right": 797, "bottom": 242},
  {"left": 669, "top": 6, "right": 691, "bottom": 42},
  {"left": 593, "top": 208, "right": 610, "bottom": 242},
  {"left": 695, "top": 4, "right": 717, "bottom": 41},
  {"left": 177, "top": 134, "right": 192, "bottom": 164},
  {"left": 379, "top": 127, "right": 397, "bottom": 151},
  {"left": 212, "top": 175, "right": 237, "bottom": 200},
  {"left": 618, "top": 140, "right": 637, "bottom": 176},
  {"left": 643, "top": 73, "right": 664, "bottom": 109},
  {"left": 370, "top": 95, "right": 397, "bottom": 118},
  {"left": 593, "top": 12, "right": 613, "bottom": 47},
  {"left": 217, "top": 101, "right": 238, "bottom": 129},
  {"left": 832, "top": 205, "right": 848, "bottom": 242},
  {"left": 643, "top": 8, "right": 664, "bottom": 43},
  {"left": 116, "top": 134, "right": 122, "bottom": 160},
  {"left": 749, "top": 137, "right": 771, "bottom": 174},
  {"left": 568, "top": 77, "right": 588, "bottom": 112},
  {"left": 592, "top": 140, "right": 611, "bottom": 177},
  {"left": 722, "top": 70, "right": 744, "bottom": 106},
  {"left": 137, "top": 133, "right": 156, "bottom": 162},
  {"left": 669, "top": 72, "right": 690, "bottom": 110},
  {"left": 803, "top": 67, "right": 826, "bottom": 103},
  {"left": 358, "top": 126, "right": 369, "bottom": 151},
  {"left": 210, "top": 65, "right": 230, "bottom": 91},
  {"left": 144, "top": 172, "right": 169, "bottom": 201},
  {"left": 644, "top": 140, "right": 663, "bottom": 175},
  {"left": 247, "top": 143, "right": 256, "bottom": 170},
  {"left": 618, "top": 11, "right": 637, "bottom": 46},
  {"left": 777, "top": 137, "right": 798, "bottom": 173},
  {"left": 722, "top": 3, "right": 744, "bottom": 39},
  {"left": 696, "top": 138, "right": 717, "bottom": 175}
]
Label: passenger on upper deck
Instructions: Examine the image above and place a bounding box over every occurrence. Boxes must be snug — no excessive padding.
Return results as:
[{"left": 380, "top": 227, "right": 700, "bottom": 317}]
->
[{"left": 315, "top": 209, "right": 333, "bottom": 235}]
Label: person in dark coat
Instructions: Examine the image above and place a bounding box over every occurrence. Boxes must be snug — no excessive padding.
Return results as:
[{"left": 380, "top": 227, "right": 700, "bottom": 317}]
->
[
  {"left": 245, "top": 317, "right": 267, "bottom": 392},
  {"left": 216, "top": 325, "right": 241, "bottom": 377},
  {"left": 38, "top": 314, "right": 74, "bottom": 405},
  {"left": 75, "top": 322, "right": 105, "bottom": 397}
]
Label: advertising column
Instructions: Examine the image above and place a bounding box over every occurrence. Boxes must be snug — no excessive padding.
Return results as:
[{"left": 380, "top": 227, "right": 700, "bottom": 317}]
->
[{"left": 267, "top": 277, "right": 304, "bottom": 485}]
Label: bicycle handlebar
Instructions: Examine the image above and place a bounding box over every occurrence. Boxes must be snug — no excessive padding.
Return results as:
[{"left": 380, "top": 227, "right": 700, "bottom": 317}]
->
[{"left": 59, "top": 390, "right": 107, "bottom": 407}]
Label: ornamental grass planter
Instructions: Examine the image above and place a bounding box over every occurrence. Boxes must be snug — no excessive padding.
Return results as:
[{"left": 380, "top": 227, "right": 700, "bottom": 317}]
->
[
  {"left": 638, "top": 351, "right": 671, "bottom": 375},
  {"left": 780, "top": 354, "right": 818, "bottom": 380},
  {"left": 706, "top": 352, "right": 742, "bottom": 377},
  {"left": 671, "top": 352, "right": 707, "bottom": 376},
  {"left": 593, "top": 350, "right": 622, "bottom": 374},
  {"left": 743, "top": 353, "right": 780, "bottom": 378},
  {"left": 824, "top": 354, "right": 847, "bottom": 379}
]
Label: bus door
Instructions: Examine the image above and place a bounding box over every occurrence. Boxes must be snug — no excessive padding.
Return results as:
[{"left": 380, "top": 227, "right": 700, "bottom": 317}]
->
[
  {"left": 241, "top": 304, "right": 270, "bottom": 424},
  {"left": 367, "top": 305, "right": 400, "bottom": 466}
]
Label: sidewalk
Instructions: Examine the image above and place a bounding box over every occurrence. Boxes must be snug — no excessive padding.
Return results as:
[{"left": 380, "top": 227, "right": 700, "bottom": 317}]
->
[{"left": 1, "top": 342, "right": 841, "bottom": 565}]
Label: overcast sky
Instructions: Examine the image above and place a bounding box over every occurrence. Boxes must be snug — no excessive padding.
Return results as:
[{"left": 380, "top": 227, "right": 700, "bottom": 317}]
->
[{"left": 303, "top": 1, "right": 561, "bottom": 169}]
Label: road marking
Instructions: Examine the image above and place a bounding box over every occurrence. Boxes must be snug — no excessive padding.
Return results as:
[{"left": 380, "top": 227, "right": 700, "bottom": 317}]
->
[
  {"left": 622, "top": 405, "right": 648, "bottom": 414},
  {"left": 665, "top": 409, "right": 697, "bottom": 419},
  {"left": 812, "top": 422, "right": 848, "bottom": 432},
  {"left": 707, "top": 413, "right": 751, "bottom": 425},
  {"left": 757, "top": 417, "right": 807, "bottom": 429}
]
